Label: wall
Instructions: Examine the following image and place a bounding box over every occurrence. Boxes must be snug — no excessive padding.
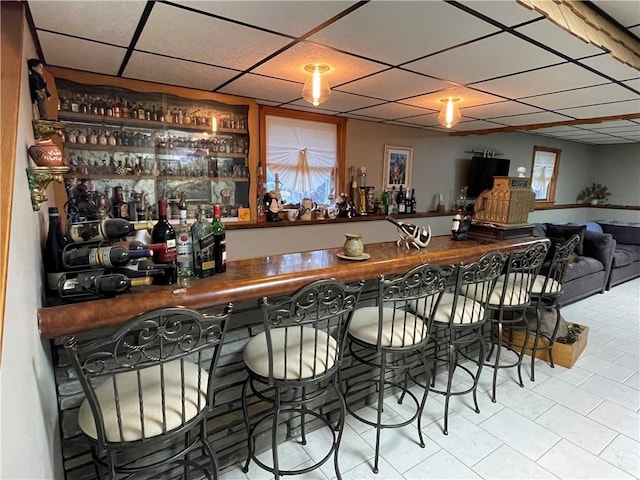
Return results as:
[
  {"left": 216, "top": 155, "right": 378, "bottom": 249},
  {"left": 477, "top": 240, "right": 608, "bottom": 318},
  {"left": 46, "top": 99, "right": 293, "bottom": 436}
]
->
[
  {"left": 0, "top": 17, "right": 63, "bottom": 480},
  {"left": 593, "top": 143, "right": 640, "bottom": 206}
]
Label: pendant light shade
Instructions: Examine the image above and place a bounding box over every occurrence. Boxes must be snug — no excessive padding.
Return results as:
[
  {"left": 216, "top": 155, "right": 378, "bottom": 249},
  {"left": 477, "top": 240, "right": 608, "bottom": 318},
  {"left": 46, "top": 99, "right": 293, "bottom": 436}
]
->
[
  {"left": 438, "top": 97, "right": 461, "bottom": 128},
  {"left": 302, "top": 64, "right": 331, "bottom": 107}
]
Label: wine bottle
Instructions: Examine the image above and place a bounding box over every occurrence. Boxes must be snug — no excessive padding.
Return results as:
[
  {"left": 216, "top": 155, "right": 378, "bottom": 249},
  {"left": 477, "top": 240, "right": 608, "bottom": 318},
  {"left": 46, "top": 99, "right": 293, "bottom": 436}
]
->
[
  {"left": 390, "top": 186, "right": 397, "bottom": 214},
  {"left": 67, "top": 219, "right": 153, "bottom": 243},
  {"left": 62, "top": 244, "right": 152, "bottom": 269},
  {"left": 111, "top": 186, "right": 129, "bottom": 219},
  {"left": 43, "top": 207, "right": 69, "bottom": 291},
  {"left": 175, "top": 193, "right": 193, "bottom": 279},
  {"left": 191, "top": 204, "right": 215, "bottom": 278},
  {"left": 151, "top": 196, "right": 177, "bottom": 264},
  {"left": 57, "top": 269, "right": 152, "bottom": 301},
  {"left": 405, "top": 188, "right": 413, "bottom": 214},
  {"left": 397, "top": 186, "right": 406, "bottom": 214},
  {"left": 212, "top": 204, "right": 226, "bottom": 273},
  {"left": 410, "top": 188, "right": 416, "bottom": 214},
  {"left": 381, "top": 189, "right": 389, "bottom": 216}
]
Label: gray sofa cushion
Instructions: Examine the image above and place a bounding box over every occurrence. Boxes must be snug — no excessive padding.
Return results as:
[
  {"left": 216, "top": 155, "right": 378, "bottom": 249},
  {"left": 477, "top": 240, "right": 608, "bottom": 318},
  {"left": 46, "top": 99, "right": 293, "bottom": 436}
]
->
[
  {"left": 564, "top": 255, "right": 604, "bottom": 282},
  {"left": 545, "top": 223, "right": 587, "bottom": 256},
  {"left": 612, "top": 244, "right": 640, "bottom": 268},
  {"left": 599, "top": 222, "right": 640, "bottom": 246}
]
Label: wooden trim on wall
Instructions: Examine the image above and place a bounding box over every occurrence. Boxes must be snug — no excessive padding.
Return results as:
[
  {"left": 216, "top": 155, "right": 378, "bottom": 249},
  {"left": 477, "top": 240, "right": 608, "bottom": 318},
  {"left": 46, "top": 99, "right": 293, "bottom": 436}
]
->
[{"left": 0, "top": 1, "right": 25, "bottom": 364}]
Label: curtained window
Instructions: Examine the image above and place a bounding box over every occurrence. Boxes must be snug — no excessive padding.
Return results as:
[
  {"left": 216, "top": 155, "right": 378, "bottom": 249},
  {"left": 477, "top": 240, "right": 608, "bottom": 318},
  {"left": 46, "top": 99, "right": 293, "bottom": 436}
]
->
[
  {"left": 260, "top": 106, "right": 346, "bottom": 206},
  {"left": 530, "top": 146, "right": 560, "bottom": 204}
]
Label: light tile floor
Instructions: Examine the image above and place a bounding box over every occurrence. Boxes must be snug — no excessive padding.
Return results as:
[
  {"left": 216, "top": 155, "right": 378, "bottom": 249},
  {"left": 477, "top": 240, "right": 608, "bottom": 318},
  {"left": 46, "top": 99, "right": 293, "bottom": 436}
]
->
[{"left": 221, "top": 278, "right": 640, "bottom": 479}]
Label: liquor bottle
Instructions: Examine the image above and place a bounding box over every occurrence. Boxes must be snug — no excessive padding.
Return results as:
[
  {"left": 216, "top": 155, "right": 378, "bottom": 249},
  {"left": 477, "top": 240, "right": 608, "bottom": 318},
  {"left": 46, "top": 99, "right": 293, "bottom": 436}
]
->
[
  {"left": 390, "top": 186, "right": 397, "bottom": 214},
  {"left": 191, "top": 204, "right": 215, "bottom": 278},
  {"left": 451, "top": 210, "right": 462, "bottom": 239},
  {"left": 381, "top": 189, "right": 389, "bottom": 215},
  {"left": 385, "top": 216, "right": 432, "bottom": 248},
  {"left": 410, "top": 188, "right": 417, "bottom": 214},
  {"left": 67, "top": 219, "right": 153, "bottom": 243},
  {"left": 62, "top": 245, "right": 152, "bottom": 269},
  {"left": 211, "top": 204, "right": 226, "bottom": 273},
  {"left": 405, "top": 188, "right": 413, "bottom": 214},
  {"left": 43, "top": 207, "right": 69, "bottom": 291},
  {"left": 175, "top": 193, "right": 193, "bottom": 280},
  {"left": 256, "top": 160, "right": 266, "bottom": 223},
  {"left": 57, "top": 269, "right": 152, "bottom": 302},
  {"left": 151, "top": 196, "right": 177, "bottom": 264},
  {"left": 111, "top": 186, "right": 129, "bottom": 219},
  {"left": 397, "top": 185, "right": 406, "bottom": 214}
]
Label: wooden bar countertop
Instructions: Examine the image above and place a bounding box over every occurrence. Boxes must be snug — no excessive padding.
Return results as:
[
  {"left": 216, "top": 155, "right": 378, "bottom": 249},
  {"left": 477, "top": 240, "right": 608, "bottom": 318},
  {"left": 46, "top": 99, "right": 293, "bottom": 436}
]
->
[{"left": 38, "top": 235, "right": 543, "bottom": 338}]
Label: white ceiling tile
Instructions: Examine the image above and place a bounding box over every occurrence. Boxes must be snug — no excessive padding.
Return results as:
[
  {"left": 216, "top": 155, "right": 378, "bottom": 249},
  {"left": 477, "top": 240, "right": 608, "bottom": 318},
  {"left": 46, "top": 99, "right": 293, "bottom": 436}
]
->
[
  {"left": 253, "top": 41, "right": 385, "bottom": 86},
  {"left": 516, "top": 19, "right": 606, "bottom": 58},
  {"left": 558, "top": 100, "right": 640, "bottom": 118},
  {"left": 405, "top": 33, "right": 564, "bottom": 85},
  {"left": 622, "top": 78, "right": 640, "bottom": 91},
  {"left": 38, "top": 32, "right": 126, "bottom": 76},
  {"left": 396, "top": 112, "right": 440, "bottom": 127},
  {"left": 461, "top": 101, "right": 542, "bottom": 119},
  {"left": 579, "top": 54, "right": 640, "bottom": 81},
  {"left": 586, "top": 120, "right": 640, "bottom": 131},
  {"left": 178, "top": 1, "right": 358, "bottom": 37},
  {"left": 490, "top": 111, "right": 574, "bottom": 126},
  {"left": 400, "top": 87, "right": 502, "bottom": 110},
  {"left": 123, "top": 52, "right": 240, "bottom": 91},
  {"left": 524, "top": 83, "right": 639, "bottom": 110},
  {"left": 288, "top": 90, "right": 385, "bottom": 112},
  {"left": 29, "top": 0, "right": 145, "bottom": 47},
  {"left": 590, "top": 0, "right": 640, "bottom": 28},
  {"left": 306, "top": 1, "right": 499, "bottom": 65},
  {"left": 350, "top": 102, "right": 431, "bottom": 120},
  {"left": 137, "top": 3, "right": 291, "bottom": 70},
  {"left": 472, "top": 63, "right": 608, "bottom": 99},
  {"left": 452, "top": 119, "right": 507, "bottom": 131},
  {"left": 532, "top": 125, "right": 588, "bottom": 133},
  {"left": 218, "top": 74, "right": 302, "bottom": 104},
  {"left": 458, "top": 1, "right": 542, "bottom": 26},
  {"left": 337, "top": 69, "right": 451, "bottom": 101}
]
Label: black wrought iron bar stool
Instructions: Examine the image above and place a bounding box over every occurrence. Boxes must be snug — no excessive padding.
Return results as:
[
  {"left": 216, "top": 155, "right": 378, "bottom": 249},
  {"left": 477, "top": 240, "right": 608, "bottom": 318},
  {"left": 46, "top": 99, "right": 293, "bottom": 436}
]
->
[
  {"left": 480, "top": 241, "right": 549, "bottom": 403},
  {"left": 527, "top": 234, "right": 581, "bottom": 381},
  {"left": 342, "top": 263, "right": 450, "bottom": 474},
  {"left": 64, "top": 305, "right": 232, "bottom": 480},
  {"left": 241, "top": 278, "right": 362, "bottom": 480},
  {"left": 420, "top": 250, "right": 506, "bottom": 434}
]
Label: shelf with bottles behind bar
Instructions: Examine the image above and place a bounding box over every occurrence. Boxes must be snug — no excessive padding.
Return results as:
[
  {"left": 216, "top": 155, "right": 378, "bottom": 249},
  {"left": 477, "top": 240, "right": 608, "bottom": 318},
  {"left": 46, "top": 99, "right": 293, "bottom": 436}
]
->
[{"left": 53, "top": 73, "right": 254, "bottom": 223}]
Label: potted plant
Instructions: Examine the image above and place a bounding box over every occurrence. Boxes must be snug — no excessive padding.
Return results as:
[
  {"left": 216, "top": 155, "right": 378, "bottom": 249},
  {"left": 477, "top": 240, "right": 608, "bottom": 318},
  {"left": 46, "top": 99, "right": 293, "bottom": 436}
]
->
[{"left": 576, "top": 183, "right": 610, "bottom": 205}]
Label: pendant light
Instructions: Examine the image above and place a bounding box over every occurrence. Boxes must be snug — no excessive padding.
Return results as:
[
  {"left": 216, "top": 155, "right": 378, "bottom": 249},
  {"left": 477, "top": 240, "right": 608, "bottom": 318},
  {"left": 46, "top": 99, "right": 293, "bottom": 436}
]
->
[
  {"left": 438, "top": 97, "right": 461, "bottom": 128},
  {"left": 302, "top": 64, "right": 331, "bottom": 107}
]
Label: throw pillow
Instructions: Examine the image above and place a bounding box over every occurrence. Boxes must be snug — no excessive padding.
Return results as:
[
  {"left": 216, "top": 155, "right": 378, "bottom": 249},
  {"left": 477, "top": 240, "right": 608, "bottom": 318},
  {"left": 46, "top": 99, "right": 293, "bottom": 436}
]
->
[{"left": 545, "top": 223, "right": 586, "bottom": 256}]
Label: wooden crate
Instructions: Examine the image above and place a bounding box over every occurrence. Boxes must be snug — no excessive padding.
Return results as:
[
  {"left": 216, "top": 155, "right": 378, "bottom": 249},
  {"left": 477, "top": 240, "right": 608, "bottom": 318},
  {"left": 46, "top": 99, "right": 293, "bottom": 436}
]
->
[{"left": 497, "top": 325, "right": 589, "bottom": 369}]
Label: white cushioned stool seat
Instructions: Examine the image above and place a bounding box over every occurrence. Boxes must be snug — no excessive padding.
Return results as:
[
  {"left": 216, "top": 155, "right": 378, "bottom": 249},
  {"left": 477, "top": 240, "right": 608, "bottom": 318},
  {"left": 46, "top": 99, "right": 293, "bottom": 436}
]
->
[
  {"left": 530, "top": 275, "right": 562, "bottom": 294},
  {"left": 349, "top": 306, "right": 428, "bottom": 347},
  {"left": 78, "top": 359, "right": 207, "bottom": 442},
  {"left": 463, "top": 273, "right": 532, "bottom": 306},
  {"left": 243, "top": 326, "right": 337, "bottom": 380},
  {"left": 416, "top": 292, "right": 486, "bottom": 324}
]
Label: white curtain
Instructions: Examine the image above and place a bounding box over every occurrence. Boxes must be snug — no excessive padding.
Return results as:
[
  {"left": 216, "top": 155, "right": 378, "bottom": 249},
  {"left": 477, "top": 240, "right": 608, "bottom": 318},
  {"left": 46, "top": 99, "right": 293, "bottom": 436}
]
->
[{"left": 266, "top": 115, "right": 337, "bottom": 195}]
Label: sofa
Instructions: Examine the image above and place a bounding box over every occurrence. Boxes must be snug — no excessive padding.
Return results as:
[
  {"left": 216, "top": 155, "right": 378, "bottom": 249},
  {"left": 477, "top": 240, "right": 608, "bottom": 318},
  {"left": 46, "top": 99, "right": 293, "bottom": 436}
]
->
[
  {"left": 597, "top": 221, "right": 640, "bottom": 289},
  {"left": 532, "top": 222, "right": 615, "bottom": 306}
]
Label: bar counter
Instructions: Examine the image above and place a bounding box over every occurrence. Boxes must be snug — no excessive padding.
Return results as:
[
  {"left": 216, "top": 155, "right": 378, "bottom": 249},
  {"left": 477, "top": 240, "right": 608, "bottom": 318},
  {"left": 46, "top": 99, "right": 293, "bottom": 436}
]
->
[{"left": 38, "top": 235, "right": 543, "bottom": 338}]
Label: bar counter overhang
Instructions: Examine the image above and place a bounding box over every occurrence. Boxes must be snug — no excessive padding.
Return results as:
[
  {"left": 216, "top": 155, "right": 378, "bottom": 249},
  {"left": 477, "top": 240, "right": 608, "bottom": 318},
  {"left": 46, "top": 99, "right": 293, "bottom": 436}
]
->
[{"left": 38, "top": 235, "right": 544, "bottom": 339}]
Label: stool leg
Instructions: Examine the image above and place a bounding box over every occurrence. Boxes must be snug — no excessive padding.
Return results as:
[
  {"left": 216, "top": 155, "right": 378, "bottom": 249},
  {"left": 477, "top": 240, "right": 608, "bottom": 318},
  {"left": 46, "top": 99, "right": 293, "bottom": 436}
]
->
[
  {"left": 548, "top": 303, "right": 562, "bottom": 369},
  {"left": 332, "top": 381, "right": 346, "bottom": 480},
  {"left": 474, "top": 331, "right": 486, "bottom": 414},
  {"left": 517, "top": 315, "right": 528, "bottom": 388},
  {"left": 443, "top": 342, "right": 456, "bottom": 435},
  {"left": 416, "top": 350, "right": 429, "bottom": 447},
  {"left": 241, "top": 378, "right": 253, "bottom": 474},
  {"left": 201, "top": 418, "right": 219, "bottom": 480},
  {"left": 272, "top": 387, "right": 281, "bottom": 479},
  {"left": 491, "top": 317, "right": 503, "bottom": 403},
  {"left": 531, "top": 304, "right": 543, "bottom": 382},
  {"left": 373, "top": 354, "right": 386, "bottom": 474},
  {"left": 300, "top": 386, "right": 307, "bottom": 445}
]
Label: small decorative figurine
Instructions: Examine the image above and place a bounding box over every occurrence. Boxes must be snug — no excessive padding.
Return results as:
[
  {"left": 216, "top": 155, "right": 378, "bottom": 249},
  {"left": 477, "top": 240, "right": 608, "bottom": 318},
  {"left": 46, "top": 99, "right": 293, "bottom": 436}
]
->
[
  {"left": 385, "top": 216, "right": 432, "bottom": 250},
  {"left": 28, "top": 58, "right": 51, "bottom": 119},
  {"left": 264, "top": 190, "right": 282, "bottom": 222}
]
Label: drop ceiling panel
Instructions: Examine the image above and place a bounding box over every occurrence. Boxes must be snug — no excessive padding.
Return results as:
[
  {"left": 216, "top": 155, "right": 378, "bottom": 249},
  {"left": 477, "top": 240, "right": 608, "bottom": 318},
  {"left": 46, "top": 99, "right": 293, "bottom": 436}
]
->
[
  {"left": 252, "top": 41, "right": 386, "bottom": 86},
  {"left": 397, "top": 113, "right": 440, "bottom": 127},
  {"left": 558, "top": 100, "right": 640, "bottom": 118},
  {"left": 124, "top": 52, "right": 240, "bottom": 91},
  {"left": 591, "top": 0, "right": 640, "bottom": 27},
  {"left": 306, "top": 1, "right": 499, "bottom": 65},
  {"left": 533, "top": 125, "right": 590, "bottom": 134},
  {"left": 491, "top": 111, "right": 573, "bottom": 126},
  {"left": 516, "top": 20, "right": 606, "bottom": 59},
  {"left": 38, "top": 32, "right": 126, "bottom": 76},
  {"left": 471, "top": 63, "right": 608, "bottom": 99},
  {"left": 400, "top": 87, "right": 502, "bottom": 110},
  {"left": 623, "top": 78, "right": 640, "bottom": 91},
  {"left": 29, "top": 0, "right": 145, "bottom": 47},
  {"left": 524, "top": 84, "right": 639, "bottom": 110},
  {"left": 458, "top": 1, "right": 543, "bottom": 27},
  {"left": 336, "top": 69, "right": 451, "bottom": 101},
  {"left": 404, "top": 33, "right": 563, "bottom": 85},
  {"left": 288, "top": 90, "right": 386, "bottom": 112},
  {"left": 217, "top": 74, "right": 303, "bottom": 104},
  {"left": 137, "top": 3, "right": 291, "bottom": 70},
  {"left": 349, "top": 102, "right": 431, "bottom": 120},
  {"left": 461, "top": 101, "right": 543, "bottom": 119},
  {"left": 586, "top": 120, "right": 640, "bottom": 131},
  {"left": 453, "top": 119, "right": 506, "bottom": 130},
  {"left": 579, "top": 54, "right": 640, "bottom": 82},
  {"left": 178, "top": 1, "right": 359, "bottom": 37}
]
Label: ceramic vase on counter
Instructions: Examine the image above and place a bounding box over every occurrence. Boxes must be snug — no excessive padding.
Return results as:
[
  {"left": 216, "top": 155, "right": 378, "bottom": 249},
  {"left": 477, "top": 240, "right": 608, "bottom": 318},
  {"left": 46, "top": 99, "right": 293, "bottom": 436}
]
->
[{"left": 343, "top": 233, "right": 364, "bottom": 258}]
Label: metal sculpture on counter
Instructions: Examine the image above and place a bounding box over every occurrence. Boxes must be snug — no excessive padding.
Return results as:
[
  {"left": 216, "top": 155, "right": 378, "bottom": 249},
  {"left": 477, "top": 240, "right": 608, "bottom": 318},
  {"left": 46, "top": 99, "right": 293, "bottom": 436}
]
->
[{"left": 385, "top": 216, "right": 432, "bottom": 250}]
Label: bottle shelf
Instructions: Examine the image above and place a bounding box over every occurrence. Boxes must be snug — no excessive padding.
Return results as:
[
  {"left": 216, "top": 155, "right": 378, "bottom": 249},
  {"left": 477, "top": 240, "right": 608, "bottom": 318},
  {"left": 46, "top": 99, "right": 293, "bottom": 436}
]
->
[
  {"left": 157, "top": 176, "right": 249, "bottom": 182},
  {"left": 156, "top": 152, "right": 246, "bottom": 159},
  {"left": 63, "top": 173, "right": 155, "bottom": 180},
  {"left": 65, "top": 143, "right": 154, "bottom": 154},
  {"left": 58, "top": 111, "right": 247, "bottom": 134}
]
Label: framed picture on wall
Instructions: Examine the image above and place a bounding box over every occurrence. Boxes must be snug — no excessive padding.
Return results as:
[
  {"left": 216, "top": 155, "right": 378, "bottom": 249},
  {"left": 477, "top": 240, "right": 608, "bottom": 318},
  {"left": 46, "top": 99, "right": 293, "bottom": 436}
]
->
[{"left": 383, "top": 144, "right": 413, "bottom": 191}]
